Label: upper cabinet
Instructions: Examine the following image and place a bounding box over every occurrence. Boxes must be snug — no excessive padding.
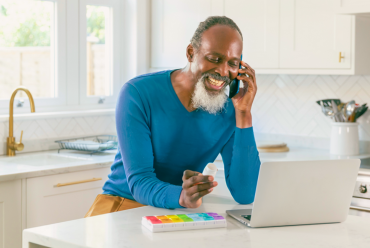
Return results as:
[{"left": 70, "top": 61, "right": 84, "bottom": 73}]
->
[
  {"left": 224, "top": 0, "right": 279, "bottom": 69},
  {"left": 335, "top": 0, "right": 370, "bottom": 14},
  {"left": 151, "top": 0, "right": 370, "bottom": 75},
  {"left": 151, "top": 0, "right": 224, "bottom": 68},
  {"left": 279, "top": 0, "right": 352, "bottom": 69}
]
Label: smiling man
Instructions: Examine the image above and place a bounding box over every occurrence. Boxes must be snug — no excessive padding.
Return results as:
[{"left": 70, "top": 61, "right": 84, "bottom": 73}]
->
[{"left": 85, "top": 16, "right": 261, "bottom": 217}]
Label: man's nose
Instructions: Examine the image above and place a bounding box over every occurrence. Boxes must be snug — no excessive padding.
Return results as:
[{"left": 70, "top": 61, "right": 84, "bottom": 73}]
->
[{"left": 214, "top": 62, "right": 229, "bottom": 78}]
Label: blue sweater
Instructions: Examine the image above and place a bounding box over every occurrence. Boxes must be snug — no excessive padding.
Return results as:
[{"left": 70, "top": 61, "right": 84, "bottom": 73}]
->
[{"left": 103, "top": 70, "right": 261, "bottom": 209}]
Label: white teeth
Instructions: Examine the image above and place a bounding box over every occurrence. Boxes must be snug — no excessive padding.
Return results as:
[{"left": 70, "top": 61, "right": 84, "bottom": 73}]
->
[{"left": 208, "top": 77, "right": 224, "bottom": 87}]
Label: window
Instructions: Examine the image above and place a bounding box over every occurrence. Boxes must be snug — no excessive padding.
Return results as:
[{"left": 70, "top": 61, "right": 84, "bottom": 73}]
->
[
  {"left": 79, "top": 0, "right": 120, "bottom": 106},
  {"left": 0, "top": 0, "right": 121, "bottom": 114}
]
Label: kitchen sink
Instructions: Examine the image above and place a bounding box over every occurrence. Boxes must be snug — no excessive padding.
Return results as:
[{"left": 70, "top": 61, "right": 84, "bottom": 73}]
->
[{"left": 0, "top": 153, "right": 89, "bottom": 166}]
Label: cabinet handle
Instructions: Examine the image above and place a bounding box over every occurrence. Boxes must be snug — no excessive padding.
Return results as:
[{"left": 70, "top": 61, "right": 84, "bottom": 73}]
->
[
  {"left": 55, "top": 178, "right": 102, "bottom": 187},
  {"left": 339, "top": 52, "right": 345, "bottom": 63}
]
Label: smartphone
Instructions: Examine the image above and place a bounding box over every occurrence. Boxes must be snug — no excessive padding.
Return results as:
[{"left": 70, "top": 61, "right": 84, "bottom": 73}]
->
[{"left": 228, "top": 54, "right": 243, "bottom": 99}]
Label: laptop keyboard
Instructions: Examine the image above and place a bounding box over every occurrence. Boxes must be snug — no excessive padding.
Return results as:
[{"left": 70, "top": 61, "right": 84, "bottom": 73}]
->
[{"left": 242, "top": 215, "right": 252, "bottom": 221}]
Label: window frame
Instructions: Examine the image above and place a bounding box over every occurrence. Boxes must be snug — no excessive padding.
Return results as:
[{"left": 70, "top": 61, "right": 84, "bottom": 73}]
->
[
  {"left": 78, "top": 0, "right": 121, "bottom": 106},
  {"left": 0, "top": 0, "right": 122, "bottom": 115},
  {"left": 0, "top": 0, "right": 67, "bottom": 113}
]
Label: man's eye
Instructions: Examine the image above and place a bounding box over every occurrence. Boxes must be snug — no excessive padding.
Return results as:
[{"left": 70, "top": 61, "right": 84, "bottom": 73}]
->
[
  {"left": 229, "top": 62, "right": 239, "bottom": 67},
  {"left": 208, "top": 57, "right": 219, "bottom": 63}
]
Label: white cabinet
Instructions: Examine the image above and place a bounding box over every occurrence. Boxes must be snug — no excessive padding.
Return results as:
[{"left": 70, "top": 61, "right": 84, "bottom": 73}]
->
[
  {"left": 336, "top": 0, "right": 370, "bottom": 14},
  {"left": 279, "top": 0, "right": 352, "bottom": 69},
  {"left": 150, "top": 0, "right": 370, "bottom": 75},
  {"left": 224, "top": 0, "right": 279, "bottom": 69},
  {"left": 0, "top": 180, "right": 22, "bottom": 248},
  {"left": 26, "top": 167, "right": 110, "bottom": 228},
  {"left": 151, "top": 0, "right": 224, "bottom": 68}
]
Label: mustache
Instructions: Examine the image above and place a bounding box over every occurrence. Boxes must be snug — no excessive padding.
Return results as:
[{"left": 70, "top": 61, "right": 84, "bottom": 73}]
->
[{"left": 202, "top": 73, "right": 231, "bottom": 85}]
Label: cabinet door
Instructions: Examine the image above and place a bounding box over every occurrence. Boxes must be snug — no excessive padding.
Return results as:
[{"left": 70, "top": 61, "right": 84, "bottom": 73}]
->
[
  {"left": 151, "top": 0, "right": 224, "bottom": 68},
  {"left": 280, "top": 0, "right": 352, "bottom": 69},
  {"left": 0, "top": 180, "right": 22, "bottom": 248},
  {"left": 336, "top": 0, "right": 370, "bottom": 14},
  {"left": 224, "top": 0, "right": 279, "bottom": 69},
  {"left": 27, "top": 167, "right": 111, "bottom": 228}
]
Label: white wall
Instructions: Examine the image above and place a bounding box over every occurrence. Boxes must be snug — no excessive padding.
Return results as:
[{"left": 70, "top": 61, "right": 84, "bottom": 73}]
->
[{"left": 253, "top": 74, "right": 370, "bottom": 149}]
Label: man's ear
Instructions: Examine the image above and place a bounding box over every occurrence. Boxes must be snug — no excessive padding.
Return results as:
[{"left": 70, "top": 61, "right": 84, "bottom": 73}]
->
[{"left": 186, "top": 44, "right": 195, "bottom": 62}]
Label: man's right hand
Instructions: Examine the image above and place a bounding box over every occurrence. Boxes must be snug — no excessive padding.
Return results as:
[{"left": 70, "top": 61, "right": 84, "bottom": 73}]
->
[{"left": 179, "top": 170, "right": 218, "bottom": 208}]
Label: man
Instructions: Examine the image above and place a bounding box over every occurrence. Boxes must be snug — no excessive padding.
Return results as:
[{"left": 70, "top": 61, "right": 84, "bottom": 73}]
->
[{"left": 85, "top": 16, "right": 260, "bottom": 217}]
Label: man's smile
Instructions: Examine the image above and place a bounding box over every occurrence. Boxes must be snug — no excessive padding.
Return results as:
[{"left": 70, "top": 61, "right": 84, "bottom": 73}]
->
[{"left": 205, "top": 76, "right": 226, "bottom": 91}]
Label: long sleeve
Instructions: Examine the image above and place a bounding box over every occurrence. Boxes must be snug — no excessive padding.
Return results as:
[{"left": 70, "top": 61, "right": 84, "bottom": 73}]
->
[
  {"left": 116, "top": 83, "right": 183, "bottom": 209},
  {"left": 220, "top": 127, "right": 261, "bottom": 204}
]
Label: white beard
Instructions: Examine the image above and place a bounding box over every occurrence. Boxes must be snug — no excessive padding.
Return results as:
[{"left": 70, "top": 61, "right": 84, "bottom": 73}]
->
[{"left": 191, "top": 75, "right": 228, "bottom": 114}]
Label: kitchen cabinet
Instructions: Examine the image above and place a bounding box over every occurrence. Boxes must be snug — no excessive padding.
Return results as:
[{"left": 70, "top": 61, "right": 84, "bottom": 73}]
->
[
  {"left": 224, "top": 0, "right": 279, "bottom": 69},
  {"left": 0, "top": 180, "right": 22, "bottom": 248},
  {"left": 151, "top": 0, "right": 224, "bottom": 68},
  {"left": 150, "top": 0, "right": 370, "bottom": 74},
  {"left": 27, "top": 167, "right": 110, "bottom": 228},
  {"left": 280, "top": 0, "right": 352, "bottom": 69},
  {"left": 336, "top": 0, "right": 370, "bottom": 14},
  {"left": 278, "top": 0, "right": 370, "bottom": 74}
]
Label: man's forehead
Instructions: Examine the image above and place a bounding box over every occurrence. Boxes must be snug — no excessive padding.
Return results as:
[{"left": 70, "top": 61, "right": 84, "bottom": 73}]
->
[{"left": 200, "top": 25, "right": 243, "bottom": 57}]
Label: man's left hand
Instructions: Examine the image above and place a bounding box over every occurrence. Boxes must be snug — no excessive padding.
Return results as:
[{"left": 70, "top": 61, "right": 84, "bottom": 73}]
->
[{"left": 231, "top": 61, "right": 257, "bottom": 113}]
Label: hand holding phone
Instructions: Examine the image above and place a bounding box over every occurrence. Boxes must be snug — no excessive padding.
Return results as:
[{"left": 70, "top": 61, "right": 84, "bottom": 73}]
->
[{"left": 228, "top": 55, "right": 243, "bottom": 98}]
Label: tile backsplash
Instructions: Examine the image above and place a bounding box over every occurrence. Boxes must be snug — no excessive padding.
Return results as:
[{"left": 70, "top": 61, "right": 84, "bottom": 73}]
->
[
  {"left": 253, "top": 74, "right": 370, "bottom": 150},
  {"left": 0, "top": 114, "right": 116, "bottom": 155},
  {"left": 1, "top": 74, "right": 370, "bottom": 155}
]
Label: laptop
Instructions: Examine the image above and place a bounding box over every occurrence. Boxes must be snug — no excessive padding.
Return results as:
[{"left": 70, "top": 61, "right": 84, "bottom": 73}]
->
[{"left": 226, "top": 159, "right": 360, "bottom": 228}]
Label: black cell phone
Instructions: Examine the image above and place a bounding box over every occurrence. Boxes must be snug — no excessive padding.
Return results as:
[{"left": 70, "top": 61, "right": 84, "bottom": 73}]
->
[{"left": 228, "top": 54, "right": 243, "bottom": 98}]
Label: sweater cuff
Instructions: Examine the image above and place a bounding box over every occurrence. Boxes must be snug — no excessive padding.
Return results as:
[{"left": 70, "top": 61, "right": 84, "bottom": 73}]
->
[
  {"left": 165, "top": 185, "right": 184, "bottom": 209},
  {"left": 235, "top": 126, "right": 257, "bottom": 148}
]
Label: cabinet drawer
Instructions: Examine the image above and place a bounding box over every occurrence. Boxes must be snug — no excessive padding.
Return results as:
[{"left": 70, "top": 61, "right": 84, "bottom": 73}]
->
[{"left": 27, "top": 167, "right": 111, "bottom": 228}]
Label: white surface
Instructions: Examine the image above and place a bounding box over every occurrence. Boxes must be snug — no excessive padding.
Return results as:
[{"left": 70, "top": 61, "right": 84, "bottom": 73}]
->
[
  {"left": 224, "top": 0, "right": 279, "bottom": 69},
  {"left": 23, "top": 171, "right": 370, "bottom": 248},
  {"left": 1, "top": 146, "right": 370, "bottom": 183},
  {"left": 0, "top": 149, "right": 116, "bottom": 182},
  {"left": 26, "top": 167, "right": 110, "bottom": 228},
  {"left": 336, "top": 0, "right": 370, "bottom": 14},
  {"left": 0, "top": 180, "right": 22, "bottom": 248},
  {"left": 150, "top": 1, "right": 370, "bottom": 74},
  {"left": 330, "top": 122, "right": 360, "bottom": 155},
  {"left": 251, "top": 159, "right": 360, "bottom": 227},
  {"left": 280, "top": 0, "right": 351, "bottom": 70}
]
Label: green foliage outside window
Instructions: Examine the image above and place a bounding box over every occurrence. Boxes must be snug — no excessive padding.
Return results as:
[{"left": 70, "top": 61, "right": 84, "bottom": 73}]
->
[{"left": 0, "top": 1, "right": 51, "bottom": 47}]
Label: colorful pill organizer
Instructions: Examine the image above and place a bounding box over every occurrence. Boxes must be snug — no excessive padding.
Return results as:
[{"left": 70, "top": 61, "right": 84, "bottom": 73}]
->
[{"left": 142, "top": 213, "right": 227, "bottom": 232}]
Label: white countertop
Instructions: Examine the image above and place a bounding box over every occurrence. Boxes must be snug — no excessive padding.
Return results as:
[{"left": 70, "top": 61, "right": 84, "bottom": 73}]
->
[
  {"left": 0, "top": 149, "right": 116, "bottom": 182},
  {"left": 1, "top": 146, "right": 370, "bottom": 183},
  {"left": 23, "top": 171, "right": 370, "bottom": 248}
]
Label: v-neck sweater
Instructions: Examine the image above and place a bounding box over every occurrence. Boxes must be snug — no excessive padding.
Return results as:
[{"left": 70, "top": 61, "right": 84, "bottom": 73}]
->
[{"left": 102, "top": 70, "right": 261, "bottom": 209}]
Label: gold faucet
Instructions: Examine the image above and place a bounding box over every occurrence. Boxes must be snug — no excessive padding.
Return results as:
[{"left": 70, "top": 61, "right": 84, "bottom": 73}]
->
[{"left": 7, "top": 87, "right": 36, "bottom": 156}]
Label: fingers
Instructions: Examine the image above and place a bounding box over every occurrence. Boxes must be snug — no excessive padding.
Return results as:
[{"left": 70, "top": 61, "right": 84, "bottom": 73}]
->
[
  {"left": 239, "top": 61, "right": 255, "bottom": 81},
  {"left": 183, "top": 170, "right": 201, "bottom": 180},
  {"left": 183, "top": 174, "right": 214, "bottom": 189},
  {"left": 186, "top": 181, "right": 218, "bottom": 195},
  {"left": 191, "top": 188, "right": 214, "bottom": 202}
]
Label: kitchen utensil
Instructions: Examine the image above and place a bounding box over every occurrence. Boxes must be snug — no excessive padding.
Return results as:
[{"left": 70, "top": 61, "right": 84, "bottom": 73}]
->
[
  {"left": 354, "top": 104, "right": 368, "bottom": 121},
  {"left": 345, "top": 101, "right": 356, "bottom": 121},
  {"left": 331, "top": 100, "right": 343, "bottom": 122},
  {"left": 320, "top": 101, "right": 335, "bottom": 117},
  {"left": 316, "top": 99, "right": 341, "bottom": 108}
]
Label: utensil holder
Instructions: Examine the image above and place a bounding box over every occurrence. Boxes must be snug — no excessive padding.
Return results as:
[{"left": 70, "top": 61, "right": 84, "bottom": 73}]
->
[{"left": 330, "top": 122, "right": 359, "bottom": 155}]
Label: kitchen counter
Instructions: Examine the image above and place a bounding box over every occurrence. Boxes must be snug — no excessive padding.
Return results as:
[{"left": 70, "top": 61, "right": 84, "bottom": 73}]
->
[
  {"left": 1, "top": 146, "right": 370, "bottom": 183},
  {"left": 0, "top": 149, "right": 116, "bottom": 182},
  {"left": 23, "top": 171, "right": 370, "bottom": 248}
]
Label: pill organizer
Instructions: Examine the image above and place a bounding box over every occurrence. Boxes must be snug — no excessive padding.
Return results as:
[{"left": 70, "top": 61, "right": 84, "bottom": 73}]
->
[{"left": 142, "top": 213, "right": 227, "bottom": 232}]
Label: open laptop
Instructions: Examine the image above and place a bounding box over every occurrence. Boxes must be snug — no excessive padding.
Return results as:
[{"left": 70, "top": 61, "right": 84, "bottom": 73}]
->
[{"left": 227, "top": 159, "right": 360, "bottom": 228}]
